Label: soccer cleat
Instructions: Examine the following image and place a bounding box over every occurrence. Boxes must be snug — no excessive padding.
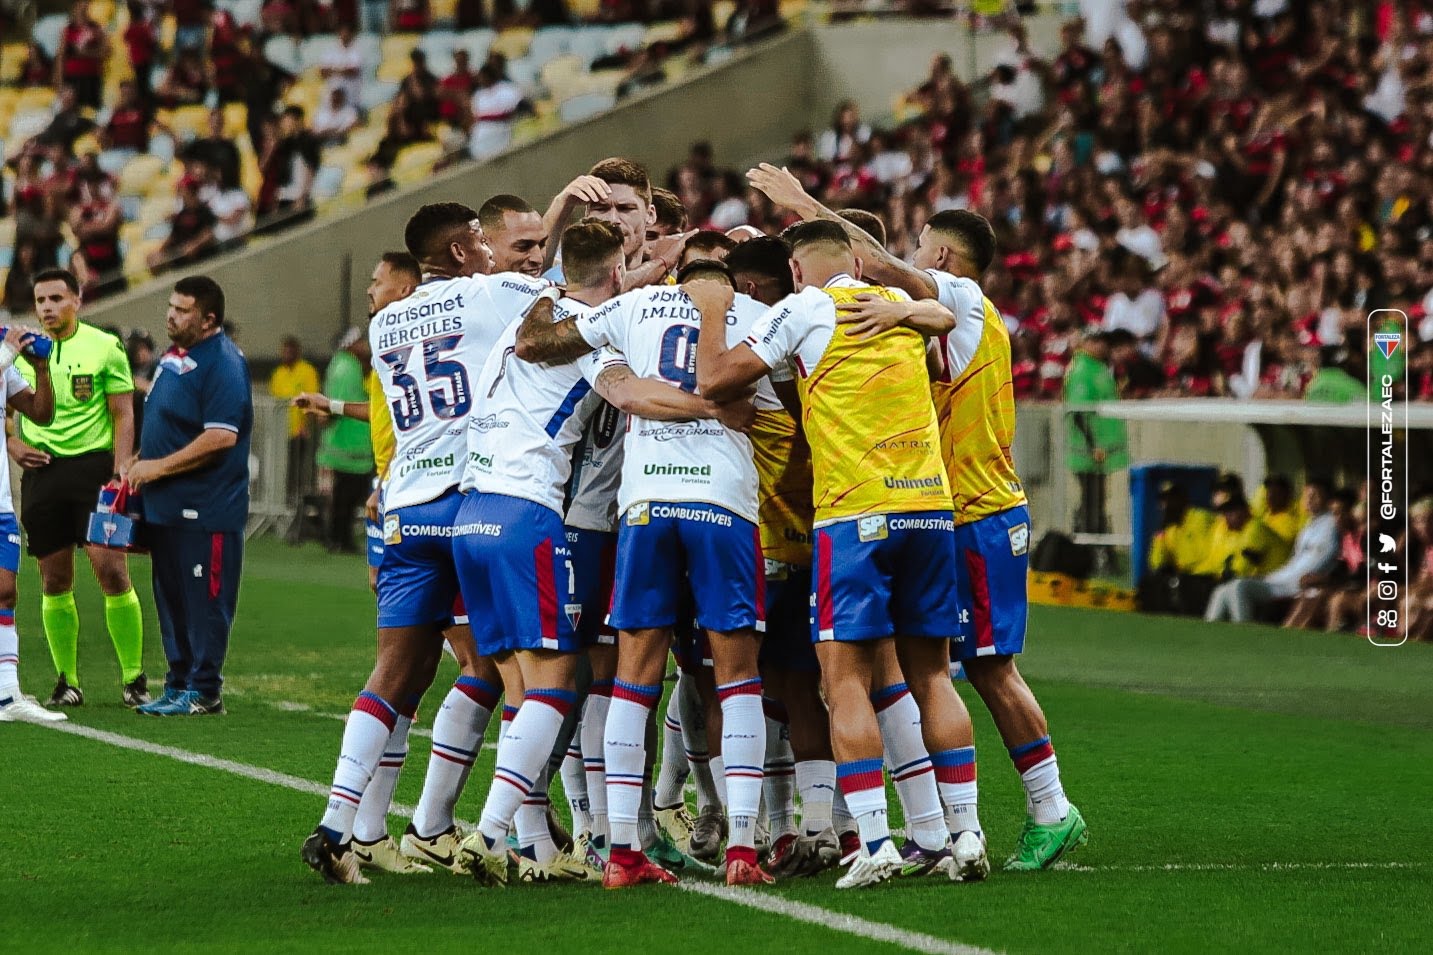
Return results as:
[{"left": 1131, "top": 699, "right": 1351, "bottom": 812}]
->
[
  {"left": 136, "top": 687, "right": 182, "bottom": 714},
  {"left": 352, "top": 835, "right": 432, "bottom": 874},
  {"left": 1005, "top": 805, "right": 1088, "bottom": 872},
  {"left": 46, "top": 676, "right": 83, "bottom": 707},
  {"left": 951, "top": 830, "right": 990, "bottom": 882},
  {"left": 768, "top": 829, "right": 842, "bottom": 879},
  {"left": 838, "top": 830, "right": 861, "bottom": 864},
  {"left": 399, "top": 823, "right": 471, "bottom": 875},
  {"left": 835, "top": 839, "right": 903, "bottom": 890},
  {"left": 898, "top": 840, "right": 954, "bottom": 878},
  {"left": 601, "top": 854, "right": 679, "bottom": 889},
  {"left": 688, "top": 804, "right": 727, "bottom": 862},
  {"left": 122, "top": 673, "right": 151, "bottom": 707},
  {"left": 518, "top": 846, "right": 602, "bottom": 883},
  {"left": 647, "top": 833, "right": 720, "bottom": 879},
  {"left": 655, "top": 802, "right": 696, "bottom": 853},
  {"left": 457, "top": 832, "right": 510, "bottom": 886},
  {"left": 726, "top": 857, "right": 775, "bottom": 886},
  {"left": 301, "top": 828, "right": 370, "bottom": 885},
  {"left": 575, "top": 829, "right": 607, "bottom": 869},
  {"left": 0, "top": 692, "right": 69, "bottom": 723}
]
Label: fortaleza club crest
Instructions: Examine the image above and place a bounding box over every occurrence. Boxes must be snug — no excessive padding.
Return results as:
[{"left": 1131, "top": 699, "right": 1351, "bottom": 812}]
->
[{"left": 1374, "top": 332, "right": 1401, "bottom": 359}]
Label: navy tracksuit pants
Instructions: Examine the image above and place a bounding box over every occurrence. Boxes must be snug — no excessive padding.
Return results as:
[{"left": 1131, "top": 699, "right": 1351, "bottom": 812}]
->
[{"left": 147, "top": 525, "right": 244, "bottom": 698}]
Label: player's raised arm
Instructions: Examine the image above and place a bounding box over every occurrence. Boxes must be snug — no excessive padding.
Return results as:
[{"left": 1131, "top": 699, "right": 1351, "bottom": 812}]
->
[
  {"left": 593, "top": 363, "right": 755, "bottom": 433},
  {"left": 512, "top": 289, "right": 592, "bottom": 364},
  {"left": 836, "top": 293, "right": 955, "bottom": 341},
  {"left": 686, "top": 270, "right": 769, "bottom": 403},
  {"left": 746, "top": 162, "right": 938, "bottom": 301},
  {"left": 541, "top": 174, "right": 611, "bottom": 271}
]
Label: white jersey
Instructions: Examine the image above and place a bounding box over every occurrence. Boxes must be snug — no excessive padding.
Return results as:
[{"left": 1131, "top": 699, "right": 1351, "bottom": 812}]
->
[
  {"left": 564, "top": 403, "right": 626, "bottom": 533},
  {"left": 0, "top": 366, "right": 30, "bottom": 515},
  {"left": 369, "top": 271, "right": 548, "bottom": 510},
  {"left": 460, "top": 297, "right": 625, "bottom": 515},
  {"left": 926, "top": 269, "right": 987, "bottom": 379},
  {"left": 576, "top": 287, "right": 767, "bottom": 523}
]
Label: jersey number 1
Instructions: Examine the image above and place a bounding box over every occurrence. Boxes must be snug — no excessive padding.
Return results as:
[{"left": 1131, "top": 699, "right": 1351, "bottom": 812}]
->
[{"left": 379, "top": 334, "right": 472, "bottom": 431}]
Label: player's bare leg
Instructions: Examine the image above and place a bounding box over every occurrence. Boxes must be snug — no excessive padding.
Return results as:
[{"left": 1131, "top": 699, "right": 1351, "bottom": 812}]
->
[
  {"left": 708, "top": 627, "right": 770, "bottom": 885},
  {"left": 964, "top": 654, "right": 1085, "bottom": 871}
]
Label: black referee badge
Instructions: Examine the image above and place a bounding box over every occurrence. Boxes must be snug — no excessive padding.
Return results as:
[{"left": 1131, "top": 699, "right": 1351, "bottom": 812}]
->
[{"left": 71, "top": 374, "right": 94, "bottom": 401}]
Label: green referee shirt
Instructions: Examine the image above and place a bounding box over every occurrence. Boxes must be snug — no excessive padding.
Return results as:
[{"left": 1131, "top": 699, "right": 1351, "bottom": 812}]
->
[{"left": 19, "top": 322, "right": 134, "bottom": 457}]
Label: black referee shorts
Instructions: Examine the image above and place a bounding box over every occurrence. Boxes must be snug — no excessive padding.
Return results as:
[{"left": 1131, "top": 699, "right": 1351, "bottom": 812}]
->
[{"left": 20, "top": 450, "right": 115, "bottom": 558}]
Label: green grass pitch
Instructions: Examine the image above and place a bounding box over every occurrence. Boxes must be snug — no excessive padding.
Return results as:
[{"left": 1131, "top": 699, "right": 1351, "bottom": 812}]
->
[{"left": 3, "top": 537, "right": 1431, "bottom": 953}]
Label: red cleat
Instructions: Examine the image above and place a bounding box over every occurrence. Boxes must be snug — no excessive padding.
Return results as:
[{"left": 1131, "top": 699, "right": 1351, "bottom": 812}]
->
[
  {"left": 766, "top": 833, "right": 797, "bottom": 873},
  {"left": 726, "top": 858, "right": 775, "bottom": 886},
  {"left": 838, "top": 831, "right": 861, "bottom": 864},
  {"left": 602, "top": 856, "right": 679, "bottom": 889}
]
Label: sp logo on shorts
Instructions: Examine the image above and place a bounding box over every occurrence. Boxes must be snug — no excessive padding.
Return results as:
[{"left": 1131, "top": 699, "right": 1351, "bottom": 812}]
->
[
  {"left": 71, "top": 374, "right": 94, "bottom": 401},
  {"left": 1008, "top": 522, "right": 1030, "bottom": 557},
  {"left": 383, "top": 513, "right": 402, "bottom": 545},
  {"left": 858, "top": 514, "right": 888, "bottom": 542},
  {"left": 626, "top": 502, "right": 650, "bottom": 526},
  {"left": 565, "top": 603, "right": 583, "bottom": 630},
  {"left": 764, "top": 559, "right": 788, "bottom": 581}
]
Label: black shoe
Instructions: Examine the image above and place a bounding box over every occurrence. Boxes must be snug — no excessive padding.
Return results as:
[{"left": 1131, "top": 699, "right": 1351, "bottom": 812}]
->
[
  {"left": 47, "top": 675, "right": 84, "bottom": 707},
  {"left": 302, "top": 828, "right": 368, "bottom": 884},
  {"left": 122, "top": 673, "right": 151, "bottom": 707},
  {"left": 189, "top": 693, "right": 226, "bottom": 715}
]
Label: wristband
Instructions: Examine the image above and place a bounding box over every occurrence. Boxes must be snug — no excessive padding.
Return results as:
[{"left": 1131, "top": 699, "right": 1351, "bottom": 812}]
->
[{"left": 330, "top": 398, "right": 345, "bottom": 417}]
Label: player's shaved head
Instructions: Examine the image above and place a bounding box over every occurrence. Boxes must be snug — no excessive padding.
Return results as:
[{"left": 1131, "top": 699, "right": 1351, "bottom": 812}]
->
[
  {"left": 479, "top": 194, "right": 547, "bottom": 277},
  {"left": 404, "top": 202, "right": 489, "bottom": 275},
  {"left": 650, "top": 187, "right": 688, "bottom": 237},
  {"left": 380, "top": 251, "right": 420, "bottom": 284},
  {"left": 561, "top": 218, "right": 625, "bottom": 289},
  {"left": 918, "top": 209, "right": 996, "bottom": 276},
  {"left": 838, "top": 208, "right": 887, "bottom": 248},
  {"left": 678, "top": 231, "right": 737, "bottom": 269},
  {"left": 676, "top": 258, "right": 735, "bottom": 288},
  {"left": 724, "top": 236, "right": 793, "bottom": 305},
  {"left": 786, "top": 219, "right": 857, "bottom": 290},
  {"left": 477, "top": 194, "right": 536, "bottom": 235}
]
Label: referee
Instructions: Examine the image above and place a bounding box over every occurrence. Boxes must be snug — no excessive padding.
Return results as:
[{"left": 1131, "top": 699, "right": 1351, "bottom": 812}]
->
[
  {"left": 129, "top": 276, "right": 252, "bottom": 717},
  {"left": 9, "top": 268, "right": 147, "bottom": 708}
]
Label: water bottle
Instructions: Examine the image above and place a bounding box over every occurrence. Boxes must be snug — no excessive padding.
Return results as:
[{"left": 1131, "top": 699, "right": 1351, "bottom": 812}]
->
[{"left": 0, "top": 326, "right": 54, "bottom": 360}]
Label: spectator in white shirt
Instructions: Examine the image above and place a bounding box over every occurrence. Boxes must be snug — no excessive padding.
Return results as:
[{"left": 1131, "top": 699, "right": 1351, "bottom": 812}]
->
[
  {"left": 468, "top": 63, "right": 523, "bottom": 161},
  {"left": 816, "top": 100, "right": 870, "bottom": 163},
  {"left": 319, "top": 24, "right": 366, "bottom": 116},
  {"left": 312, "top": 88, "right": 360, "bottom": 145},
  {"left": 199, "top": 161, "right": 253, "bottom": 249},
  {"left": 1103, "top": 258, "right": 1166, "bottom": 345},
  {"left": 1205, "top": 480, "right": 1342, "bottom": 623}
]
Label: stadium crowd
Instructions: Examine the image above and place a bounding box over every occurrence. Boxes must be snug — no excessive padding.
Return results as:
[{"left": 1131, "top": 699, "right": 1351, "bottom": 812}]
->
[{"left": 661, "top": 0, "right": 1433, "bottom": 402}]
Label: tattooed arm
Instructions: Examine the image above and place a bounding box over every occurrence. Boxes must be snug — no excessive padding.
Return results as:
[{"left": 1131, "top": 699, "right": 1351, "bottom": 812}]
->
[{"left": 513, "top": 295, "right": 593, "bottom": 365}]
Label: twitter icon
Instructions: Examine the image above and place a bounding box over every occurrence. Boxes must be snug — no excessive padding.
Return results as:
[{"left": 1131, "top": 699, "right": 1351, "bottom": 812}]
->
[{"left": 1379, "top": 533, "right": 1397, "bottom": 554}]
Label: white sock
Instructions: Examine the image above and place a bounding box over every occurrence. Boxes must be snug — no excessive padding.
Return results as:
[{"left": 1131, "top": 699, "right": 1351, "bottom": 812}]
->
[
  {"left": 516, "top": 764, "right": 559, "bottom": 863},
  {"left": 603, "top": 681, "right": 660, "bottom": 850},
  {"left": 499, "top": 703, "right": 518, "bottom": 742},
  {"left": 319, "top": 692, "right": 397, "bottom": 842},
  {"left": 352, "top": 711, "right": 413, "bottom": 843},
  {"left": 679, "top": 673, "right": 722, "bottom": 810},
  {"left": 653, "top": 689, "right": 690, "bottom": 807},
  {"left": 717, "top": 678, "right": 765, "bottom": 851},
  {"left": 411, "top": 676, "right": 498, "bottom": 837},
  {"left": 833, "top": 786, "right": 856, "bottom": 836},
  {"left": 478, "top": 689, "right": 576, "bottom": 847},
  {"left": 837, "top": 759, "right": 890, "bottom": 854},
  {"left": 762, "top": 700, "right": 797, "bottom": 839},
  {"left": 559, "top": 737, "right": 591, "bottom": 834},
  {"left": 581, "top": 684, "right": 612, "bottom": 843},
  {"left": 874, "top": 682, "right": 945, "bottom": 851},
  {"left": 0, "top": 613, "right": 19, "bottom": 692},
  {"left": 1010, "top": 736, "right": 1070, "bottom": 825},
  {"left": 934, "top": 746, "right": 982, "bottom": 834},
  {"left": 795, "top": 759, "right": 836, "bottom": 835}
]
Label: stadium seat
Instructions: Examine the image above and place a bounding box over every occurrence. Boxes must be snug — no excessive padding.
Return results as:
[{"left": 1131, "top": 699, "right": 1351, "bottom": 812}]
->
[
  {"left": 300, "top": 35, "right": 342, "bottom": 73},
  {"left": 0, "top": 43, "right": 27, "bottom": 85},
  {"left": 643, "top": 22, "right": 687, "bottom": 46},
  {"left": 91, "top": 0, "right": 116, "bottom": 26},
  {"left": 116, "top": 154, "right": 166, "bottom": 197},
  {"left": 489, "top": 27, "right": 535, "bottom": 62},
  {"left": 32, "top": 15, "right": 67, "bottom": 58},
  {"left": 166, "top": 106, "right": 212, "bottom": 141},
  {"left": 431, "top": 0, "right": 459, "bottom": 25},
  {"left": 528, "top": 27, "right": 576, "bottom": 64},
  {"left": 455, "top": 28, "right": 495, "bottom": 63},
  {"left": 0, "top": 247, "right": 13, "bottom": 270},
  {"left": 264, "top": 35, "right": 303, "bottom": 77},
  {"left": 606, "top": 23, "right": 646, "bottom": 55},
  {"left": 391, "top": 141, "right": 443, "bottom": 187},
  {"left": 558, "top": 91, "right": 616, "bottom": 124},
  {"left": 313, "top": 165, "right": 347, "bottom": 200},
  {"left": 359, "top": 80, "right": 400, "bottom": 112},
  {"left": 505, "top": 57, "right": 542, "bottom": 91}
]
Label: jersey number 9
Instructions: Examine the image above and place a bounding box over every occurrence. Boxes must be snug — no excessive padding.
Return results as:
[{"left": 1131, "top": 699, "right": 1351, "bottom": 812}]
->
[{"left": 657, "top": 325, "right": 699, "bottom": 394}]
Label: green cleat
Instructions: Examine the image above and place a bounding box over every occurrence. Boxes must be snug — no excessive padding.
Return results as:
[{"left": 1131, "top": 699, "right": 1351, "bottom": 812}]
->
[
  {"left": 648, "top": 833, "right": 721, "bottom": 880},
  {"left": 1005, "top": 805, "right": 1088, "bottom": 871}
]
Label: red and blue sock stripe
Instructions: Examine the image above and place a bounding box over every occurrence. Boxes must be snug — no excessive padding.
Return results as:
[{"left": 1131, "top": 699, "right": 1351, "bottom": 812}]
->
[
  {"left": 932, "top": 746, "right": 977, "bottom": 784},
  {"left": 716, "top": 676, "right": 762, "bottom": 702},
  {"left": 526, "top": 687, "right": 577, "bottom": 718},
  {"left": 589, "top": 679, "right": 614, "bottom": 698},
  {"left": 836, "top": 758, "right": 885, "bottom": 795},
  {"left": 612, "top": 679, "right": 661, "bottom": 708},
  {"left": 455, "top": 674, "right": 500, "bottom": 710},
  {"left": 870, "top": 682, "right": 911, "bottom": 712},
  {"left": 353, "top": 691, "right": 397, "bottom": 731},
  {"left": 891, "top": 754, "right": 935, "bottom": 784},
  {"left": 1008, "top": 736, "right": 1055, "bottom": 774}
]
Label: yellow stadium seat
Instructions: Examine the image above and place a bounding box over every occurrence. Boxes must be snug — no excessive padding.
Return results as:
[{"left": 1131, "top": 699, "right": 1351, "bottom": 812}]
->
[
  {"left": 714, "top": 1, "right": 737, "bottom": 25},
  {"left": 489, "top": 28, "right": 534, "bottom": 62},
  {"left": 116, "top": 154, "right": 165, "bottom": 196},
  {"left": 391, "top": 141, "right": 443, "bottom": 186},
  {"left": 568, "top": 0, "right": 602, "bottom": 17},
  {"left": 431, "top": 0, "right": 458, "bottom": 23},
  {"left": 72, "top": 132, "right": 102, "bottom": 157},
  {"left": 643, "top": 22, "right": 685, "bottom": 45},
  {"left": 139, "top": 195, "right": 176, "bottom": 227},
  {"left": 0, "top": 43, "right": 27, "bottom": 85},
  {"left": 382, "top": 33, "right": 421, "bottom": 64},
  {"left": 159, "top": 14, "right": 176, "bottom": 50},
  {"left": 168, "top": 105, "right": 211, "bottom": 140},
  {"left": 240, "top": 153, "right": 263, "bottom": 198},
  {"left": 224, "top": 103, "right": 248, "bottom": 139},
  {"left": 91, "top": 0, "right": 116, "bottom": 27},
  {"left": 18, "top": 87, "right": 55, "bottom": 112},
  {"left": 0, "top": 218, "right": 16, "bottom": 246},
  {"left": 376, "top": 54, "right": 411, "bottom": 84}
]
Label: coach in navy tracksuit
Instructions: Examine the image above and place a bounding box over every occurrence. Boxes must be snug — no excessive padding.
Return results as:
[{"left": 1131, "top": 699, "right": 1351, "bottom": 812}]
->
[{"left": 129, "top": 276, "right": 252, "bottom": 716}]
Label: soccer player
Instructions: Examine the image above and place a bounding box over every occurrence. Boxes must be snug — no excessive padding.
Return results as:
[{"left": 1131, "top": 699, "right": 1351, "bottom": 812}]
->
[
  {"left": 691, "top": 221, "right": 989, "bottom": 889},
  {"left": 9, "top": 268, "right": 146, "bottom": 708},
  {"left": 478, "top": 194, "right": 547, "bottom": 278},
  {"left": 677, "top": 231, "right": 738, "bottom": 272},
  {"left": 0, "top": 326, "right": 66, "bottom": 724},
  {"left": 302, "top": 202, "right": 549, "bottom": 884},
  {"left": 454, "top": 220, "right": 752, "bottom": 885},
  {"left": 751, "top": 163, "right": 1086, "bottom": 870},
  {"left": 513, "top": 258, "right": 775, "bottom": 888}
]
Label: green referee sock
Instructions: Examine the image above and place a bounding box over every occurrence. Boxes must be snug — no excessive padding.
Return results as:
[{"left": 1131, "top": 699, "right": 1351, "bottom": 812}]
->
[
  {"left": 104, "top": 589, "right": 145, "bottom": 684},
  {"left": 41, "top": 591, "right": 81, "bottom": 687}
]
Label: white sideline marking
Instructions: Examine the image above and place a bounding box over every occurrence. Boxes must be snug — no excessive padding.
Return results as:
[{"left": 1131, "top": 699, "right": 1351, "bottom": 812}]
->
[
  {"left": 1052, "top": 861, "right": 1425, "bottom": 873},
  {"left": 272, "top": 700, "right": 498, "bottom": 750},
  {"left": 678, "top": 882, "right": 999, "bottom": 955},
  {"left": 28, "top": 719, "right": 995, "bottom": 955}
]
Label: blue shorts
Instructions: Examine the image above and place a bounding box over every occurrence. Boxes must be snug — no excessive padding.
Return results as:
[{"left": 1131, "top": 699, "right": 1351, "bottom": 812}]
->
[
  {"left": 454, "top": 492, "right": 579, "bottom": 657},
  {"left": 0, "top": 512, "right": 20, "bottom": 573},
  {"left": 609, "top": 501, "right": 764, "bottom": 634},
  {"left": 951, "top": 505, "right": 1030, "bottom": 660},
  {"left": 366, "top": 516, "right": 384, "bottom": 569},
  {"left": 376, "top": 489, "right": 462, "bottom": 630},
  {"left": 565, "top": 526, "right": 617, "bottom": 647},
  {"left": 759, "top": 562, "right": 819, "bottom": 672},
  {"left": 812, "top": 510, "right": 961, "bottom": 643}
]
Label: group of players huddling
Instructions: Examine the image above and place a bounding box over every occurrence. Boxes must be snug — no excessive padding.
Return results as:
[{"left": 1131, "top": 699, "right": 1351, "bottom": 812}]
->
[{"left": 299, "top": 154, "right": 1087, "bottom": 891}]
